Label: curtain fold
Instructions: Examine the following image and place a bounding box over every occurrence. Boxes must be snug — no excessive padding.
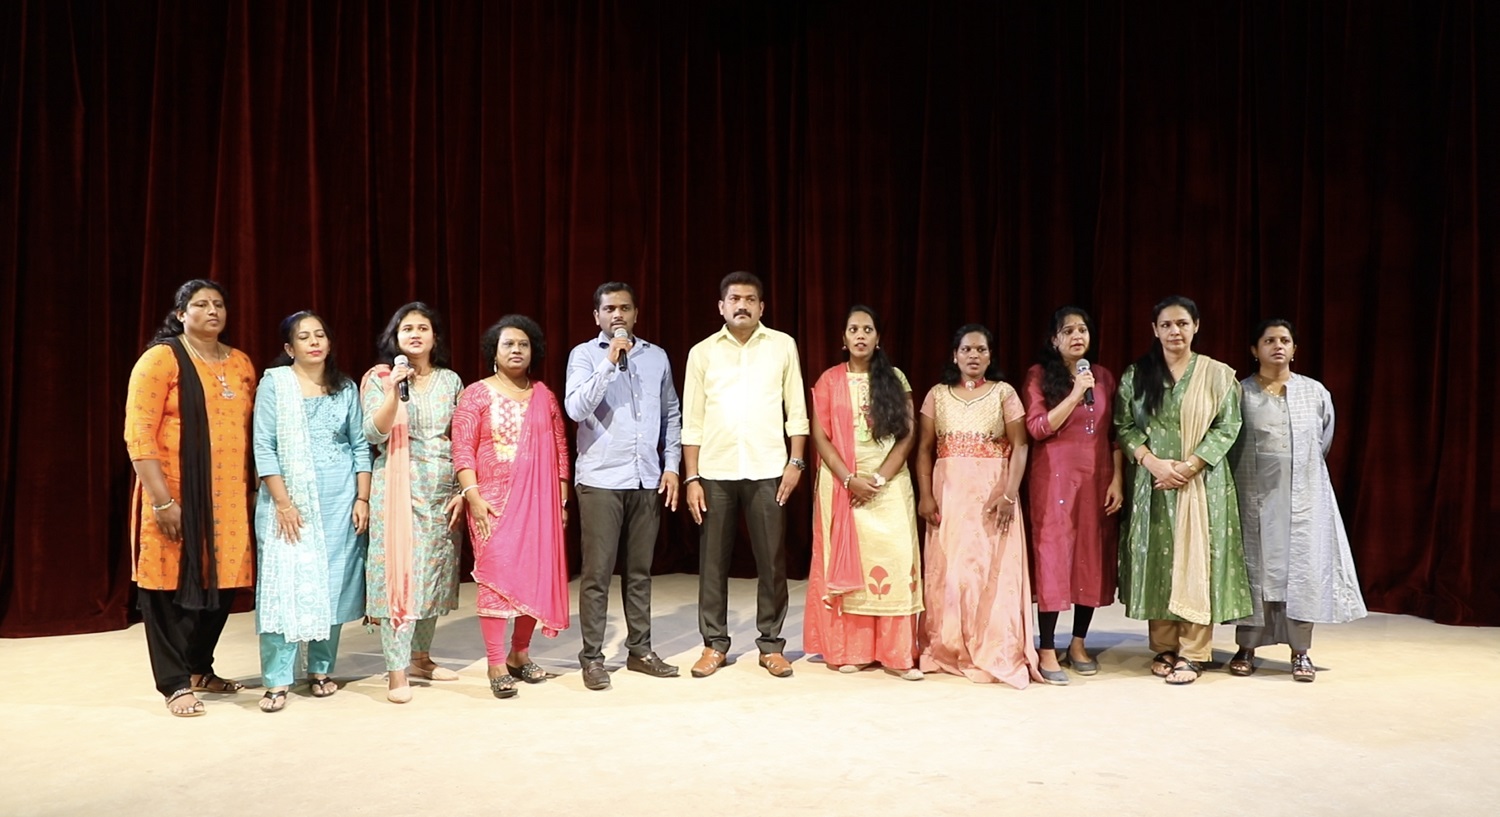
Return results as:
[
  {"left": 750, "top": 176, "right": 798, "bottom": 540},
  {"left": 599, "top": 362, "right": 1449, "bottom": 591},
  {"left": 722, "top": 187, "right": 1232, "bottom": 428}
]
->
[{"left": 2, "top": 0, "right": 1495, "bottom": 636}]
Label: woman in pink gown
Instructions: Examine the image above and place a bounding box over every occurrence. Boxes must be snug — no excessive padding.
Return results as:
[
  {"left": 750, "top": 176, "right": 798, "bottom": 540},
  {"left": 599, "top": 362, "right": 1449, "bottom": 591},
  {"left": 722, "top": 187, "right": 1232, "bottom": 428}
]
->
[
  {"left": 453, "top": 315, "right": 570, "bottom": 699},
  {"left": 915, "top": 324, "right": 1042, "bottom": 688},
  {"left": 1022, "top": 307, "right": 1122, "bottom": 683}
]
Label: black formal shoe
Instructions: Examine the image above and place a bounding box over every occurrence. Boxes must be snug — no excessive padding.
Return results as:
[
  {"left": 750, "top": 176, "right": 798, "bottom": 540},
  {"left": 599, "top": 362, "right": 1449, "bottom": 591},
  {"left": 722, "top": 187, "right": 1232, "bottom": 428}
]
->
[
  {"left": 581, "top": 659, "right": 611, "bottom": 691},
  {"left": 626, "top": 652, "right": 680, "bottom": 678}
]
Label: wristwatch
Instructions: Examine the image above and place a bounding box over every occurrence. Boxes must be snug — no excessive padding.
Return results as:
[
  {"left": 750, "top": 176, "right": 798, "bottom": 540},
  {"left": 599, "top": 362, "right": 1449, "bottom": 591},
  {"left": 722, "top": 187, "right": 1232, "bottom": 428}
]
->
[
  {"left": 870, "top": 472, "right": 887, "bottom": 489},
  {"left": 788, "top": 457, "right": 807, "bottom": 471}
]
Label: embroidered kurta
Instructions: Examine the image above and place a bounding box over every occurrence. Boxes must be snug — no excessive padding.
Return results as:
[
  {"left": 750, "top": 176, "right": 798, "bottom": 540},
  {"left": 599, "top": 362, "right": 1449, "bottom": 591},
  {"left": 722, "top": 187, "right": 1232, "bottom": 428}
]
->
[
  {"left": 1022, "top": 363, "right": 1120, "bottom": 611},
  {"left": 253, "top": 371, "right": 371, "bottom": 638},
  {"left": 918, "top": 383, "right": 1041, "bottom": 688},
  {"left": 125, "top": 343, "right": 257, "bottom": 590},
  {"left": 805, "top": 367, "right": 923, "bottom": 670},
  {"left": 1231, "top": 375, "right": 1366, "bottom": 630},
  {"left": 362, "top": 369, "right": 463, "bottom": 620},
  {"left": 452, "top": 381, "right": 570, "bottom": 628},
  {"left": 1114, "top": 354, "right": 1252, "bottom": 623}
]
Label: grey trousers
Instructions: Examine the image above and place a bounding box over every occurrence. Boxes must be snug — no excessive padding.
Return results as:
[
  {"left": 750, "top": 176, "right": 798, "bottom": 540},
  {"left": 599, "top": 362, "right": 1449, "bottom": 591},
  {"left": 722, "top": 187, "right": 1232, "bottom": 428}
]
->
[
  {"left": 1235, "top": 601, "right": 1314, "bottom": 652},
  {"left": 576, "top": 485, "right": 662, "bottom": 663},
  {"left": 697, "top": 477, "right": 787, "bottom": 654}
]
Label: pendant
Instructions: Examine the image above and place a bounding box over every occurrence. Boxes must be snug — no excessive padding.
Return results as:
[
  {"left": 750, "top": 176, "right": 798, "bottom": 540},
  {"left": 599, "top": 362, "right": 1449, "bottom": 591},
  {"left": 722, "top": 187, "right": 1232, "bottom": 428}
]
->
[{"left": 217, "top": 373, "right": 236, "bottom": 400}]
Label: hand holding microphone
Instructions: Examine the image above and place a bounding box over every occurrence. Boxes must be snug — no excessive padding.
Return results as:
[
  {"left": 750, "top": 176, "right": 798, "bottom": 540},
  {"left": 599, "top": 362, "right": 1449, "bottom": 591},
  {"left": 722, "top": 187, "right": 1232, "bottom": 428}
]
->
[
  {"left": 1075, "top": 358, "right": 1095, "bottom": 406},
  {"left": 394, "top": 354, "right": 412, "bottom": 402},
  {"left": 611, "top": 327, "right": 633, "bottom": 372}
]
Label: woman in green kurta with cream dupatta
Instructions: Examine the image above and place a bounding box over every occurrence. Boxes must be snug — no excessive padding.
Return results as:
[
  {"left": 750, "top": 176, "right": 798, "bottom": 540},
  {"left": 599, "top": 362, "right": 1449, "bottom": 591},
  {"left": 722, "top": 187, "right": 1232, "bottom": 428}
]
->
[{"left": 1114, "top": 296, "right": 1252, "bottom": 685}]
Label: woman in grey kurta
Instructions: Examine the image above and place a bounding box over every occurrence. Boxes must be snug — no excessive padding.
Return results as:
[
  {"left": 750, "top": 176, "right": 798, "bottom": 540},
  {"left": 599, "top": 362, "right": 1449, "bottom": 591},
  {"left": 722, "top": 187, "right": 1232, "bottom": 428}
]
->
[
  {"left": 1228, "top": 319, "right": 1366, "bottom": 682},
  {"left": 1114, "top": 296, "right": 1252, "bottom": 685},
  {"left": 253, "top": 311, "right": 371, "bottom": 712}
]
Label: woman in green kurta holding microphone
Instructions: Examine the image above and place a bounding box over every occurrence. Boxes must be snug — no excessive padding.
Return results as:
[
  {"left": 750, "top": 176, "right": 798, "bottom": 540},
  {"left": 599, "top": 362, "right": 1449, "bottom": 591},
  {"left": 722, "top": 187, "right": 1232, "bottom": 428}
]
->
[{"left": 1114, "top": 295, "right": 1252, "bottom": 685}]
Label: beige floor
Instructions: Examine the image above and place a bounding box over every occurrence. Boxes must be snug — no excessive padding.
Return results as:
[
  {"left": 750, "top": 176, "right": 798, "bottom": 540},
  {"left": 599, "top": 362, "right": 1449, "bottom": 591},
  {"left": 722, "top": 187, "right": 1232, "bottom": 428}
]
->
[{"left": 2, "top": 574, "right": 1497, "bottom": 817}]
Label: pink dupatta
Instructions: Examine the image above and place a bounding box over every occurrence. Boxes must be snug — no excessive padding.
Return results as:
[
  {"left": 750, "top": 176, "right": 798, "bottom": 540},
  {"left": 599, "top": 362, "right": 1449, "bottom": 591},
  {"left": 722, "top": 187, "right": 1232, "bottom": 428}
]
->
[
  {"left": 812, "top": 365, "right": 866, "bottom": 607},
  {"left": 471, "top": 383, "right": 570, "bottom": 635},
  {"left": 362, "top": 365, "right": 416, "bottom": 631}
]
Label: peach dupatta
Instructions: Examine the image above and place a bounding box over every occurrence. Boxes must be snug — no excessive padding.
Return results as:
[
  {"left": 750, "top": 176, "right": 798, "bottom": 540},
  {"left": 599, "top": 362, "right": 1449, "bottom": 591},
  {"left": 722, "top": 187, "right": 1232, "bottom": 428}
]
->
[{"left": 361, "top": 365, "right": 416, "bottom": 632}]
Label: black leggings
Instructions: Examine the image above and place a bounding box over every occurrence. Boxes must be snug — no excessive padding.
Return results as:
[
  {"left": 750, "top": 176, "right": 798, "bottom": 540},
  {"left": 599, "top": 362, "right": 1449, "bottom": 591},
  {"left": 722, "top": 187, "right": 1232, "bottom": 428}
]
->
[{"left": 1037, "top": 605, "right": 1095, "bottom": 652}]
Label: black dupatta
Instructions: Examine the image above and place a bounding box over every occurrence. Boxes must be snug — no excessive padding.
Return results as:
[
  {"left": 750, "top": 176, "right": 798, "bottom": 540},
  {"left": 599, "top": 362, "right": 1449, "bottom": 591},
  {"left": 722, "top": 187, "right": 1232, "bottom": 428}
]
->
[{"left": 165, "top": 337, "right": 220, "bottom": 610}]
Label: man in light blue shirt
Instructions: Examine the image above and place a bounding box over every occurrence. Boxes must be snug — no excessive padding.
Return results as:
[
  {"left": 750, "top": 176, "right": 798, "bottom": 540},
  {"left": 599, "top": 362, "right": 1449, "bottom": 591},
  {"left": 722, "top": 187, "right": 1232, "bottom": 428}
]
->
[{"left": 564, "top": 282, "right": 683, "bottom": 690}]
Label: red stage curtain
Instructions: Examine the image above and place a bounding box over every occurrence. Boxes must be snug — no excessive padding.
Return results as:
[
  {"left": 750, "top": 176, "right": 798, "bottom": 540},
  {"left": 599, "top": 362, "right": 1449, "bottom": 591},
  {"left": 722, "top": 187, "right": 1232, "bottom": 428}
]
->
[{"left": 2, "top": 1, "right": 1495, "bottom": 636}]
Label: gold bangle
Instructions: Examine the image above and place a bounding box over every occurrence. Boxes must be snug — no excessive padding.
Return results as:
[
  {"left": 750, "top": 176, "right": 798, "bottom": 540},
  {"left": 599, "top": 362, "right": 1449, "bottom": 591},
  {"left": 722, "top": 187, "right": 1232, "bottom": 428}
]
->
[{"left": 277, "top": 504, "right": 294, "bottom": 515}]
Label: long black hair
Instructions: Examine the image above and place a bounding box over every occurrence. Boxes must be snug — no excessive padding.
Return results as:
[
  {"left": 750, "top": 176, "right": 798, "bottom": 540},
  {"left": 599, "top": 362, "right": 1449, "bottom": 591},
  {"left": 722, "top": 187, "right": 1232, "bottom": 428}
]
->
[
  {"left": 1131, "top": 295, "right": 1200, "bottom": 418},
  {"left": 375, "top": 301, "right": 451, "bottom": 368},
  {"left": 940, "top": 323, "right": 1006, "bottom": 385},
  {"left": 481, "top": 314, "right": 546, "bottom": 375},
  {"left": 1037, "top": 306, "right": 1094, "bottom": 408},
  {"left": 843, "top": 305, "right": 910, "bottom": 441},
  {"left": 149, "top": 279, "right": 226, "bottom": 348},
  {"left": 269, "top": 310, "right": 352, "bottom": 395}
]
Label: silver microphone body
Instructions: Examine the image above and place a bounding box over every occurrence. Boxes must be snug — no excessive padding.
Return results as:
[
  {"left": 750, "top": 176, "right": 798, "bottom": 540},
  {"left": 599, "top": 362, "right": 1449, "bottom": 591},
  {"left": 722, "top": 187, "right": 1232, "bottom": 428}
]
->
[
  {"left": 1076, "top": 358, "right": 1094, "bottom": 406},
  {"left": 394, "top": 354, "right": 411, "bottom": 402},
  {"left": 613, "top": 327, "right": 630, "bottom": 372}
]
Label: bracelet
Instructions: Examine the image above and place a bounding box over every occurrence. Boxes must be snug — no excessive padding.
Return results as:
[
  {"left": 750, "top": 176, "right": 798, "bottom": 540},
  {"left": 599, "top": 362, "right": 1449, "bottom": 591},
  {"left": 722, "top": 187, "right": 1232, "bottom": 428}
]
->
[
  {"left": 683, "top": 475, "right": 702, "bottom": 485},
  {"left": 460, "top": 485, "right": 480, "bottom": 497},
  {"left": 355, "top": 497, "right": 369, "bottom": 503},
  {"left": 843, "top": 473, "right": 855, "bottom": 490},
  {"left": 1000, "top": 495, "right": 1017, "bottom": 505},
  {"left": 277, "top": 504, "right": 295, "bottom": 515},
  {"left": 151, "top": 497, "right": 176, "bottom": 512}
]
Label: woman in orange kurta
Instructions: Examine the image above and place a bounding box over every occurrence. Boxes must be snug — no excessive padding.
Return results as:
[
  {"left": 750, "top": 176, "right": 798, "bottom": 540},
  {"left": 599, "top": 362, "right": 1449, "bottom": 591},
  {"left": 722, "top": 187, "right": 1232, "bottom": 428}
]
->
[{"left": 125, "top": 279, "right": 257, "bottom": 717}]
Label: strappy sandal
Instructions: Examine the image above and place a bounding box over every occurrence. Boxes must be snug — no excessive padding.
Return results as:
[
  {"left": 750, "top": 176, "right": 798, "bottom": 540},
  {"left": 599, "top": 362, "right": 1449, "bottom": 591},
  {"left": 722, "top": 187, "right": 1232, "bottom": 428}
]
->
[
  {"left": 308, "top": 676, "right": 338, "bottom": 697},
  {"left": 1150, "top": 651, "right": 1179, "bottom": 678},
  {"left": 259, "top": 689, "right": 288, "bottom": 713},
  {"left": 489, "top": 673, "right": 519, "bottom": 699},
  {"left": 1291, "top": 653, "right": 1316, "bottom": 682},
  {"left": 165, "top": 688, "right": 205, "bottom": 718},
  {"left": 191, "top": 672, "right": 244, "bottom": 693},
  {"left": 1165, "top": 657, "right": 1204, "bottom": 685},
  {"left": 1228, "top": 647, "right": 1256, "bottom": 676},
  {"left": 506, "top": 661, "right": 553, "bottom": 684}
]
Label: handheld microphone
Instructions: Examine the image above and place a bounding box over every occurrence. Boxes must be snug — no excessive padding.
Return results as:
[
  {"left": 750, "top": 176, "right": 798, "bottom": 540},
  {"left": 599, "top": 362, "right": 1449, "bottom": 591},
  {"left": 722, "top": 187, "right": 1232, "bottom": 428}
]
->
[
  {"left": 613, "top": 327, "right": 630, "bottom": 372},
  {"left": 394, "top": 354, "right": 411, "bottom": 402},
  {"left": 1076, "top": 358, "right": 1094, "bottom": 406}
]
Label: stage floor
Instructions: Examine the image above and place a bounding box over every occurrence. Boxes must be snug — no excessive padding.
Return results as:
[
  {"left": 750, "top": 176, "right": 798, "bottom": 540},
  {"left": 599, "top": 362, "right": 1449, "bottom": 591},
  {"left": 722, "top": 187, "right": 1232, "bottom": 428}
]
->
[{"left": 3, "top": 574, "right": 1496, "bottom": 816}]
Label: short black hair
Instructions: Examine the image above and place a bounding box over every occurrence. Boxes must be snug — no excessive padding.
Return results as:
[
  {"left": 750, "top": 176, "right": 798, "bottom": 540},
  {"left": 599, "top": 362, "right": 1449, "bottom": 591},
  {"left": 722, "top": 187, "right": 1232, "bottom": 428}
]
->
[
  {"left": 593, "top": 282, "right": 637, "bottom": 310},
  {"left": 718, "top": 271, "right": 764, "bottom": 300},
  {"left": 480, "top": 314, "right": 546, "bottom": 374},
  {"left": 375, "top": 301, "right": 451, "bottom": 368}
]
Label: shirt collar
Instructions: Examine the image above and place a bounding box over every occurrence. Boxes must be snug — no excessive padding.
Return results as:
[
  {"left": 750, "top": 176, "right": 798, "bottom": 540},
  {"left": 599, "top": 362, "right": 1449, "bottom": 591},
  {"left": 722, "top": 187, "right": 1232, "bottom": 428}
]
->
[
  {"left": 715, "top": 323, "right": 770, "bottom": 347},
  {"left": 595, "top": 331, "right": 650, "bottom": 349}
]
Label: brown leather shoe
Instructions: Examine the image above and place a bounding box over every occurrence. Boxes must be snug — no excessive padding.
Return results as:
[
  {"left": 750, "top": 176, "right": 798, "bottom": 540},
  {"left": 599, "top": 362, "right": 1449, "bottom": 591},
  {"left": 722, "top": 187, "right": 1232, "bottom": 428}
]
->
[
  {"left": 690, "top": 648, "right": 727, "bottom": 678},
  {"left": 626, "top": 652, "right": 680, "bottom": 678},
  {"left": 757, "top": 652, "right": 794, "bottom": 678}
]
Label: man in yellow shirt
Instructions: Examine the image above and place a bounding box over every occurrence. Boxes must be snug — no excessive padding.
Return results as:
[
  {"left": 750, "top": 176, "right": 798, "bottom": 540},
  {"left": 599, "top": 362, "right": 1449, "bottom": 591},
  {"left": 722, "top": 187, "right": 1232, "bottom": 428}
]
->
[{"left": 682, "top": 271, "right": 810, "bottom": 678}]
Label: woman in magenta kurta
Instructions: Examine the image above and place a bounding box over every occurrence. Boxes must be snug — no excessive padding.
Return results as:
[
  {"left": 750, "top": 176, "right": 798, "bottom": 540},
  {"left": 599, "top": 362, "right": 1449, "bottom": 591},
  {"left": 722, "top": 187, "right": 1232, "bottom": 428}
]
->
[
  {"left": 453, "top": 315, "right": 570, "bottom": 699},
  {"left": 1022, "top": 307, "right": 1122, "bottom": 681}
]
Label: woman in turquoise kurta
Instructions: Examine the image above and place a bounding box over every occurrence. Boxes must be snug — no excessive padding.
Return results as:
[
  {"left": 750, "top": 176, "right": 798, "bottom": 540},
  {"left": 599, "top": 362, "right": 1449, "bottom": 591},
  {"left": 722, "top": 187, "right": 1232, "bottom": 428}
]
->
[
  {"left": 1114, "top": 296, "right": 1251, "bottom": 685},
  {"left": 362, "top": 302, "right": 464, "bottom": 704},
  {"left": 253, "top": 311, "right": 371, "bottom": 712}
]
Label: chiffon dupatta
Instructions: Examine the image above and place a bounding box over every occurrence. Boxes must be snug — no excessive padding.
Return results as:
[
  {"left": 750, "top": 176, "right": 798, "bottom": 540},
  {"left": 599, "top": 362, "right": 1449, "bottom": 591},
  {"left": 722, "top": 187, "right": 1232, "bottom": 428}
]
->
[
  {"left": 471, "top": 383, "right": 570, "bottom": 635},
  {"left": 812, "top": 366, "right": 867, "bottom": 609},
  {"left": 361, "top": 365, "right": 416, "bottom": 632}
]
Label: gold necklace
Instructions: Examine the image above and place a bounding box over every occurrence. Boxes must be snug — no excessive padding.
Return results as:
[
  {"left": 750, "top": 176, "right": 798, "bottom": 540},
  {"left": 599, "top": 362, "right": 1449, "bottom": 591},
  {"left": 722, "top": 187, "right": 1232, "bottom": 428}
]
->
[
  {"left": 1254, "top": 372, "right": 1288, "bottom": 396},
  {"left": 183, "top": 335, "right": 236, "bottom": 400},
  {"left": 490, "top": 374, "right": 532, "bottom": 394}
]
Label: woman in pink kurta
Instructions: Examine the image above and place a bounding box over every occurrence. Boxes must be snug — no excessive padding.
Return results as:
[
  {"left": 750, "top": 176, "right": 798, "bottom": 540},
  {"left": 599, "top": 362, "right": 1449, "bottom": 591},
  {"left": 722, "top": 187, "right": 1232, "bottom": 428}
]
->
[
  {"left": 1022, "top": 307, "right": 1123, "bottom": 682},
  {"left": 915, "top": 324, "right": 1043, "bottom": 688},
  {"left": 453, "top": 315, "right": 570, "bottom": 699}
]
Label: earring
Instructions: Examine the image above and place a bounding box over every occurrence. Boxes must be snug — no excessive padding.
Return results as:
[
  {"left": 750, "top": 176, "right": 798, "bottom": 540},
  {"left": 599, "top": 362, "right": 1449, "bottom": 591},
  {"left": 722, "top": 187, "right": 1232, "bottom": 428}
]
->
[{"left": 492, "top": 362, "right": 498, "bottom": 373}]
